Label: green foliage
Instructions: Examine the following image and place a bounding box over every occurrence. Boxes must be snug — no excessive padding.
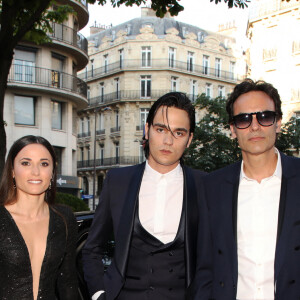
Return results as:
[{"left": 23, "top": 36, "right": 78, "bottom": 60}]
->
[
  {"left": 185, "top": 94, "right": 241, "bottom": 172},
  {"left": 55, "top": 192, "right": 90, "bottom": 212},
  {"left": 276, "top": 117, "right": 300, "bottom": 155},
  {"left": 210, "top": 0, "right": 250, "bottom": 8}
]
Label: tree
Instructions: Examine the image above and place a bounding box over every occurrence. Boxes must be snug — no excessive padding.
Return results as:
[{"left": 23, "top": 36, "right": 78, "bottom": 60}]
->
[
  {"left": 185, "top": 94, "right": 300, "bottom": 173},
  {"left": 56, "top": 192, "right": 90, "bottom": 211},
  {"left": 185, "top": 94, "right": 241, "bottom": 172},
  {"left": 0, "top": 0, "right": 249, "bottom": 177}
]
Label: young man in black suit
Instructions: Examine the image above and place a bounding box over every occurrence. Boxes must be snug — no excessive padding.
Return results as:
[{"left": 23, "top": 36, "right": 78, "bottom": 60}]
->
[
  {"left": 82, "top": 92, "right": 206, "bottom": 300},
  {"left": 194, "top": 79, "right": 300, "bottom": 300}
]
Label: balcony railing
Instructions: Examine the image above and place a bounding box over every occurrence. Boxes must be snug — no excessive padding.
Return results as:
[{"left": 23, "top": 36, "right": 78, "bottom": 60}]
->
[
  {"left": 48, "top": 22, "right": 88, "bottom": 54},
  {"left": 79, "top": 58, "right": 238, "bottom": 82},
  {"left": 87, "top": 89, "right": 200, "bottom": 107},
  {"left": 110, "top": 126, "right": 121, "bottom": 133},
  {"left": 77, "top": 156, "right": 143, "bottom": 168},
  {"left": 78, "top": 132, "right": 91, "bottom": 138},
  {"left": 96, "top": 129, "right": 105, "bottom": 135},
  {"left": 8, "top": 64, "right": 87, "bottom": 98}
]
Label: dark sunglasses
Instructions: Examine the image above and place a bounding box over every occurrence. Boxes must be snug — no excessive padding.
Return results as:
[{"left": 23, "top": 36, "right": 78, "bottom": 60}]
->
[{"left": 232, "top": 110, "right": 277, "bottom": 129}]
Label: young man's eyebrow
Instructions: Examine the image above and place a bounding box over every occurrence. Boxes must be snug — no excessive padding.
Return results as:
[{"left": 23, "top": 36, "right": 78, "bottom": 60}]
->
[{"left": 153, "top": 123, "right": 188, "bottom": 133}]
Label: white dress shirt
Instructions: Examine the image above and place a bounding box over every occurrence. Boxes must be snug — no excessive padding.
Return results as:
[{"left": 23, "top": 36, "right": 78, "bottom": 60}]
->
[
  {"left": 237, "top": 149, "right": 282, "bottom": 300},
  {"left": 139, "top": 161, "right": 184, "bottom": 244},
  {"left": 92, "top": 161, "right": 184, "bottom": 299}
]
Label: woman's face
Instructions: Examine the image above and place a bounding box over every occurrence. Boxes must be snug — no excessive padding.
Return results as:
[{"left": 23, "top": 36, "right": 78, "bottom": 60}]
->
[{"left": 13, "top": 144, "right": 53, "bottom": 199}]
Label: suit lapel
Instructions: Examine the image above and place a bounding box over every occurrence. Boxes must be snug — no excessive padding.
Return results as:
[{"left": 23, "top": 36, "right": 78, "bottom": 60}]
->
[
  {"left": 183, "top": 166, "right": 198, "bottom": 287},
  {"left": 222, "top": 162, "right": 241, "bottom": 283},
  {"left": 114, "top": 163, "right": 145, "bottom": 277},
  {"left": 274, "top": 153, "right": 298, "bottom": 279}
]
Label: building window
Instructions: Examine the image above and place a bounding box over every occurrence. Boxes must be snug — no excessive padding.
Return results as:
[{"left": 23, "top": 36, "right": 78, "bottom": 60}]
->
[
  {"left": 80, "top": 118, "right": 84, "bottom": 134},
  {"left": 14, "top": 47, "right": 36, "bottom": 83},
  {"left": 51, "top": 100, "right": 63, "bottom": 130},
  {"left": 140, "top": 108, "right": 149, "bottom": 129},
  {"left": 53, "top": 146, "right": 63, "bottom": 175},
  {"left": 14, "top": 95, "right": 35, "bottom": 125},
  {"left": 116, "top": 144, "right": 120, "bottom": 164},
  {"left": 141, "top": 46, "right": 151, "bottom": 67},
  {"left": 187, "top": 51, "right": 194, "bottom": 72},
  {"left": 100, "top": 82, "right": 104, "bottom": 103},
  {"left": 90, "top": 59, "right": 94, "bottom": 77},
  {"left": 203, "top": 55, "right": 209, "bottom": 75},
  {"left": 72, "top": 107, "right": 77, "bottom": 134},
  {"left": 115, "top": 111, "right": 119, "bottom": 129},
  {"left": 99, "top": 145, "right": 104, "bottom": 165},
  {"left": 218, "top": 85, "right": 225, "bottom": 97},
  {"left": 119, "top": 49, "right": 124, "bottom": 69},
  {"left": 104, "top": 54, "right": 108, "bottom": 73},
  {"left": 141, "top": 75, "right": 151, "bottom": 98},
  {"left": 87, "top": 146, "right": 90, "bottom": 161},
  {"left": 139, "top": 144, "right": 145, "bottom": 163},
  {"left": 205, "top": 83, "right": 212, "bottom": 98},
  {"left": 51, "top": 53, "right": 65, "bottom": 88},
  {"left": 115, "top": 78, "right": 120, "bottom": 99},
  {"left": 215, "top": 58, "right": 221, "bottom": 77},
  {"left": 80, "top": 147, "right": 84, "bottom": 161},
  {"left": 230, "top": 61, "right": 235, "bottom": 80},
  {"left": 98, "top": 113, "right": 104, "bottom": 130},
  {"left": 171, "top": 76, "right": 178, "bottom": 92},
  {"left": 169, "top": 47, "right": 176, "bottom": 68},
  {"left": 87, "top": 117, "right": 90, "bottom": 135},
  {"left": 190, "top": 80, "right": 198, "bottom": 102}
]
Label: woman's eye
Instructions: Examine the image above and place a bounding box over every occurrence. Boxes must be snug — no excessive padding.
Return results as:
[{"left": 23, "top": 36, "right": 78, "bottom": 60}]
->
[
  {"left": 21, "top": 161, "right": 30, "bottom": 166},
  {"left": 41, "top": 162, "right": 49, "bottom": 167}
]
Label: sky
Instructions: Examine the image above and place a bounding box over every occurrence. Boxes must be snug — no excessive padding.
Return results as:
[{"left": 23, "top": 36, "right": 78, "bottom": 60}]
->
[{"left": 80, "top": 0, "right": 253, "bottom": 40}]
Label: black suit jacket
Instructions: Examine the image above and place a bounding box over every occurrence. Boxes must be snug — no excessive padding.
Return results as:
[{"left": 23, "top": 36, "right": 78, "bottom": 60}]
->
[
  {"left": 193, "top": 152, "right": 300, "bottom": 300},
  {"left": 82, "top": 162, "right": 206, "bottom": 300}
]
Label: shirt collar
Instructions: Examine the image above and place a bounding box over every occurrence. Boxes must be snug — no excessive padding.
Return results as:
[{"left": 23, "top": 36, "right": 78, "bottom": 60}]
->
[
  {"left": 240, "top": 148, "right": 282, "bottom": 181},
  {"left": 145, "top": 160, "right": 183, "bottom": 183}
]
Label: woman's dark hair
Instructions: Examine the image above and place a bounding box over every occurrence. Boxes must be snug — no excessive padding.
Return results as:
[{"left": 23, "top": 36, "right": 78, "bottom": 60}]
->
[
  {"left": 143, "top": 92, "right": 195, "bottom": 159},
  {"left": 0, "top": 135, "right": 57, "bottom": 206},
  {"left": 226, "top": 78, "right": 283, "bottom": 123}
]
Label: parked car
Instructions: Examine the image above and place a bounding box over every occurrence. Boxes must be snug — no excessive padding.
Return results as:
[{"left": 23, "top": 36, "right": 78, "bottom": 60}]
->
[{"left": 75, "top": 211, "right": 114, "bottom": 300}]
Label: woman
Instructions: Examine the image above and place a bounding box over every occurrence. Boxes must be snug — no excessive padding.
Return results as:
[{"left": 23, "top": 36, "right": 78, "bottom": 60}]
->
[{"left": 0, "top": 135, "right": 78, "bottom": 300}]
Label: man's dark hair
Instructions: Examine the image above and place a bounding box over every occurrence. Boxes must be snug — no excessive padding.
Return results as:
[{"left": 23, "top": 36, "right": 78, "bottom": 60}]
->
[
  {"left": 226, "top": 78, "right": 283, "bottom": 123},
  {"left": 143, "top": 92, "right": 195, "bottom": 159}
]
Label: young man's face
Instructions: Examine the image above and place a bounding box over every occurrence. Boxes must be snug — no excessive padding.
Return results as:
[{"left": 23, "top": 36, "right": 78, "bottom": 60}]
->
[
  {"left": 145, "top": 106, "right": 193, "bottom": 174},
  {"left": 230, "top": 91, "right": 281, "bottom": 158}
]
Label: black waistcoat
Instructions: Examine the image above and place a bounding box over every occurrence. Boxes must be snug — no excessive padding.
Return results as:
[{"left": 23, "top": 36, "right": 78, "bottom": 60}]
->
[{"left": 116, "top": 200, "right": 186, "bottom": 300}]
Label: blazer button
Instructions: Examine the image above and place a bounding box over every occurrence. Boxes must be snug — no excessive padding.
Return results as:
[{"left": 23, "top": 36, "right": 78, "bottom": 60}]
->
[
  {"left": 169, "top": 268, "right": 173, "bottom": 273},
  {"left": 218, "top": 249, "right": 222, "bottom": 255},
  {"left": 149, "top": 286, "right": 154, "bottom": 291},
  {"left": 294, "top": 246, "right": 300, "bottom": 251},
  {"left": 220, "top": 281, "right": 224, "bottom": 287},
  {"left": 289, "top": 279, "right": 295, "bottom": 285}
]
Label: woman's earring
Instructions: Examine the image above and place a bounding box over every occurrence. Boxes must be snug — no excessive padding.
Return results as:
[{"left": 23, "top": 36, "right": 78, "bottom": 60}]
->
[
  {"left": 48, "top": 179, "right": 52, "bottom": 190},
  {"left": 13, "top": 177, "right": 16, "bottom": 189}
]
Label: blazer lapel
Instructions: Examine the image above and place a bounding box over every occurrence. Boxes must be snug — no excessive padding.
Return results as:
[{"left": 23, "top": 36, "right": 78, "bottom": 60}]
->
[
  {"left": 274, "top": 152, "right": 297, "bottom": 279},
  {"left": 114, "top": 163, "right": 145, "bottom": 277},
  {"left": 183, "top": 166, "right": 198, "bottom": 287}
]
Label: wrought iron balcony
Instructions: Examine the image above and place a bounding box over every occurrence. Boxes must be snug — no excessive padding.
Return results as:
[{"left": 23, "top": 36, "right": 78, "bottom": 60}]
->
[
  {"left": 77, "top": 156, "right": 144, "bottom": 169},
  {"left": 8, "top": 64, "right": 87, "bottom": 98},
  {"left": 96, "top": 129, "right": 105, "bottom": 135},
  {"left": 49, "top": 22, "right": 88, "bottom": 54},
  {"left": 78, "top": 132, "right": 91, "bottom": 138},
  {"left": 79, "top": 58, "right": 238, "bottom": 82},
  {"left": 110, "top": 126, "right": 121, "bottom": 133}
]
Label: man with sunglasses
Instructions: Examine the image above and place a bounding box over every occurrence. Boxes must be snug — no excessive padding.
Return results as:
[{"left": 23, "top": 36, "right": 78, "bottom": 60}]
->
[{"left": 193, "top": 79, "right": 300, "bottom": 300}]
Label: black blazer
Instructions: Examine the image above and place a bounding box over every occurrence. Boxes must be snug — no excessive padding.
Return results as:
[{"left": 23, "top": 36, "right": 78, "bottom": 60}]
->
[
  {"left": 193, "top": 152, "right": 300, "bottom": 300},
  {"left": 0, "top": 204, "right": 78, "bottom": 300},
  {"left": 82, "top": 162, "right": 206, "bottom": 300}
]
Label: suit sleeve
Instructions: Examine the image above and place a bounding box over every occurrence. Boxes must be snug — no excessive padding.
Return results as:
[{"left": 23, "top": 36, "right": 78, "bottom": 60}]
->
[
  {"left": 189, "top": 177, "right": 213, "bottom": 299},
  {"left": 56, "top": 207, "right": 78, "bottom": 300},
  {"left": 82, "top": 171, "right": 113, "bottom": 297}
]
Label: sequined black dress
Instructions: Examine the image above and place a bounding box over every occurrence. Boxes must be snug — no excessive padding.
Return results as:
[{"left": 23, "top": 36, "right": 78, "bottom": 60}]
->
[{"left": 0, "top": 205, "right": 78, "bottom": 300}]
